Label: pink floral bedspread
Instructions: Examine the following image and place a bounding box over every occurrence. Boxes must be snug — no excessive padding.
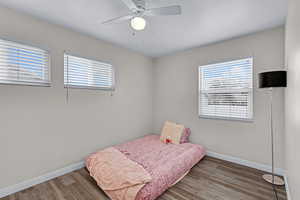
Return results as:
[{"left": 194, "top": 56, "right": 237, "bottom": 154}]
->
[{"left": 115, "top": 134, "right": 206, "bottom": 200}]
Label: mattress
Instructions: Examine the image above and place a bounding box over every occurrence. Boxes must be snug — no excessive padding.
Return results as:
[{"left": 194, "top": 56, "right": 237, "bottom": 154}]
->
[{"left": 114, "top": 134, "right": 206, "bottom": 200}]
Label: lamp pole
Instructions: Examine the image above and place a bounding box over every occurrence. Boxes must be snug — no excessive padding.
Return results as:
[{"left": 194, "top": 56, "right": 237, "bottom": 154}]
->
[
  {"left": 270, "top": 88, "right": 274, "bottom": 184},
  {"left": 262, "top": 88, "right": 284, "bottom": 186}
]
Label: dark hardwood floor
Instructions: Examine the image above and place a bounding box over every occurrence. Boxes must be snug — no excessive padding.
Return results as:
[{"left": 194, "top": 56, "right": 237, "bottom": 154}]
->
[{"left": 1, "top": 156, "right": 287, "bottom": 200}]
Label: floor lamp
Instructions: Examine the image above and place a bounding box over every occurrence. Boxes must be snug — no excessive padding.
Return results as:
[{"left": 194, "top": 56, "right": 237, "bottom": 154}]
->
[{"left": 258, "top": 70, "right": 287, "bottom": 186}]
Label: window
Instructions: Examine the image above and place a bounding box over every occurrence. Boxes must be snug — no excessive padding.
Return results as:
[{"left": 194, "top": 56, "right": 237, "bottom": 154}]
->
[
  {"left": 0, "top": 39, "right": 50, "bottom": 86},
  {"left": 198, "top": 58, "right": 253, "bottom": 121},
  {"left": 64, "top": 54, "right": 114, "bottom": 90}
]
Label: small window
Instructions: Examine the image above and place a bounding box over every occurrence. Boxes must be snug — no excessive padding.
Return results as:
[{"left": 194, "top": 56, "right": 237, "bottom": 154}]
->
[
  {"left": 64, "top": 54, "right": 114, "bottom": 90},
  {"left": 0, "top": 39, "right": 50, "bottom": 86},
  {"left": 199, "top": 58, "right": 253, "bottom": 121}
]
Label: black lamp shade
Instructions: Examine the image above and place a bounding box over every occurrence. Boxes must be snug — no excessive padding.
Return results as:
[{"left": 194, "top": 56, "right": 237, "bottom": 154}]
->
[{"left": 258, "top": 71, "right": 287, "bottom": 88}]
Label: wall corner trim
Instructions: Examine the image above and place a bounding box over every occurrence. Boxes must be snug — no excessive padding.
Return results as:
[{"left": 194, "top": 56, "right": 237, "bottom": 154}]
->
[
  {"left": 284, "top": 175, "right": 292, "bottom": 200},
  {"left": 0, "top": 161, "right": 85, "bottom": 198}
]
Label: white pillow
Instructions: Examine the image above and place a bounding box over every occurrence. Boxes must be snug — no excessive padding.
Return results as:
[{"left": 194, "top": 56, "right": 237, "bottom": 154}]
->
[{"left": 160, "top": 121, "right": 185, "bottom": 144}]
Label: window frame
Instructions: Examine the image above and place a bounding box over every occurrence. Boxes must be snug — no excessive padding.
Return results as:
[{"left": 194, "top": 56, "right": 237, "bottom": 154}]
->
[
  {"left": 198, "top": 57, "right": 254, "bottom": 122},
  {"left": 64, "top": 53, "right": 115, "bottom": 91},
  {"left": 0, "top": 38, "right": 51, "bottom": 87}
]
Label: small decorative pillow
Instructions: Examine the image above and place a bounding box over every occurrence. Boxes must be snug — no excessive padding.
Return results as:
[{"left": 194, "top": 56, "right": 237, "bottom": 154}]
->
[
  {"left": 160, "top": 121, "right": 185, "bottom": 145},
  {"left": 180, "top": 128, "right": 191, "bottom": 144},
  {"left": 160, "top": 121, "right": 175, "bottom": 143},
  {"left": 172, "top": 123, "right": 185, "bottom": 144}
]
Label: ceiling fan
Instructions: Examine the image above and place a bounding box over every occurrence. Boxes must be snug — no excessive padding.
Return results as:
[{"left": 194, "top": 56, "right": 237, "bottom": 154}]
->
[{"left": 102, "top": 0, "right": 182, "bottom": 31}]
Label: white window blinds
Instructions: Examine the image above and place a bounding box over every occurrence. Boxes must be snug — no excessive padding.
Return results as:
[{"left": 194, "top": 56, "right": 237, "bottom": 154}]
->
[
  {"left": 0, "top": 39, "right": 50, "bottom": 86},
  {"left": 64, "top": 54, "right": 114, "bottom": 90},
  {"left": 199, "top": 58, "right": 253, "bottom": 121}
]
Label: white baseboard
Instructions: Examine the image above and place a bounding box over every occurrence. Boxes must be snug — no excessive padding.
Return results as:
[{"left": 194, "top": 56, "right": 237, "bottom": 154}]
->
[
  {"left": 0, "top": 161, "right": 85, "bottom": 198},
  {"left": 206, "top": 151, "right": 285, "bottom": 176},
  {"left": 284, "top": 175, "right": 292, "bottom": 200},
  {"left": 0, "top": 152, "right": 289, "bottom": 199}
]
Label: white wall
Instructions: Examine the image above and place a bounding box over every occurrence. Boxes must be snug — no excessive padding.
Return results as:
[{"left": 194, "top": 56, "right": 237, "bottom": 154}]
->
[
  {"left": 153, "top": 27, "right": 285, "bottom": 168},
  {"left": 0, "top": 6, "right": 153, "bottom": 188},
  {"left": 285, "top": 0, "right": 300, "bottom": 198}
]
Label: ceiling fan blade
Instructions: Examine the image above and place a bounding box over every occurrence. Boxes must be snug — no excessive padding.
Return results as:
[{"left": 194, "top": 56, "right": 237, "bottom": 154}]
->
[
  {"left": 102, "top": 14, "right": 134, "bottom": 25},
  {"left": 144, "top": 5, "right": 181, "bottom": 16},
  {"left": 120, "top": 0, "right": 138, "bottom": 10}
]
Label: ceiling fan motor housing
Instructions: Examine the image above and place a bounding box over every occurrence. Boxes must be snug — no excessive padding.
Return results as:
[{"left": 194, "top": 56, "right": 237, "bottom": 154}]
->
[{"left": 133, "top": 0, "right": 146, "bottom": 10}]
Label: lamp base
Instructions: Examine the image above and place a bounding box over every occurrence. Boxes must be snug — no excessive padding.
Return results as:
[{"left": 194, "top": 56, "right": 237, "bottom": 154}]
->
[{"left": 262, "top": 174, "right": 285, "bottom": 186}]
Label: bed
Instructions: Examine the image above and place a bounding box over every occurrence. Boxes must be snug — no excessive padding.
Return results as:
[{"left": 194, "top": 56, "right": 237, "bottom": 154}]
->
[{"left": 85, "top": 134, "right": 206, "bottom": 200}]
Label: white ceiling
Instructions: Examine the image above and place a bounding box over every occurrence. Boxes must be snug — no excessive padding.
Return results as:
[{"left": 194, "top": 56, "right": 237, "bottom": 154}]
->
[{"left": 0, "top": 0, "right": 287, "bottom": 57}]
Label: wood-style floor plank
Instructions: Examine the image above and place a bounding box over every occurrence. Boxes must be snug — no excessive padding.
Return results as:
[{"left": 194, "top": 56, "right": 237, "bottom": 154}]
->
[{"left": 1, "top": 156, "right": 287, "bottom": 200}]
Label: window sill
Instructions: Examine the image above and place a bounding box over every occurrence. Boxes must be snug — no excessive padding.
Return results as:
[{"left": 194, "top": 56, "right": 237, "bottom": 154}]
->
[
  {"left": 199, "top": 115, "right": 254, "bottom": 123},
  {"left": 64, "top": 85, "right": 115, "bottom": 91}
]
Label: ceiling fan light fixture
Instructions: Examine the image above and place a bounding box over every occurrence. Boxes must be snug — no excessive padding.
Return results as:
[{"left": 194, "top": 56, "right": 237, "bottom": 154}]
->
[{"left": 130, "top": 17, "right": 146, "bottom": 31}]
